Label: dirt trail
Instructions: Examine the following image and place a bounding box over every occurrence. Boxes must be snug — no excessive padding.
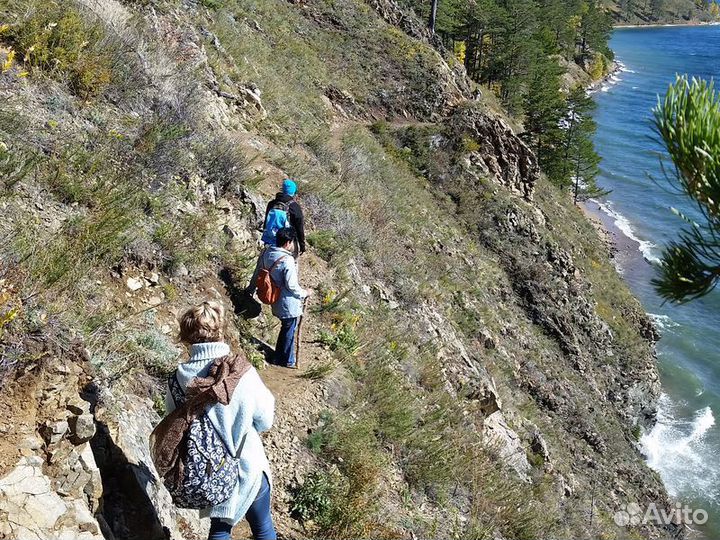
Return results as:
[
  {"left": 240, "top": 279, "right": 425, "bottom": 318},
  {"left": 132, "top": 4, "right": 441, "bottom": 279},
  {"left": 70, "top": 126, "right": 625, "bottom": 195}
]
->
[
  {"left": 232, "top": 249, "right": 334, "bottom": 539},
  {"left": 222, "top": 132, "right": 354, "bottom": 538}
]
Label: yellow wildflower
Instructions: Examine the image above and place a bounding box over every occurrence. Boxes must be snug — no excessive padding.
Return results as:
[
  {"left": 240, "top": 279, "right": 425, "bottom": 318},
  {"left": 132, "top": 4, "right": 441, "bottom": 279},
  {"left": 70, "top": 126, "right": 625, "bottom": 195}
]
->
[{"left": 1, "top": 49, "right": 15, "bottom": 73}]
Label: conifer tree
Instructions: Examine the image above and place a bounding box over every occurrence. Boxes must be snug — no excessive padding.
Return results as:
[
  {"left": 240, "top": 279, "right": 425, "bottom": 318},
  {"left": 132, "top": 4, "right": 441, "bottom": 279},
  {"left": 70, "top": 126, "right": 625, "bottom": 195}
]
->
[
  {"left": 563, "top": 86, "right": 605, "bottom": 203},
  {"left": 409, "top": 0, "right": 611, "bottom": 198},
  {"left": 653, "top": 76, "right": 720, "bottom": 302},
  {"left": 522, "top": 52, "right": 566, "bottom": 177}
]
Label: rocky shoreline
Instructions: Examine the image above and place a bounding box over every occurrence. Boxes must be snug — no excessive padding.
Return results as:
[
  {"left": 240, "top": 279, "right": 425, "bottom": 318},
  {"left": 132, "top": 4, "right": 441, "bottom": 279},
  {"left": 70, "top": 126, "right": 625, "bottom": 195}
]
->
[
  {"left": 614, "top": 21, "right": 719, "bottom": 29},
  {"left": 587, "top": 59, "right": 623, "bottom": 94}
]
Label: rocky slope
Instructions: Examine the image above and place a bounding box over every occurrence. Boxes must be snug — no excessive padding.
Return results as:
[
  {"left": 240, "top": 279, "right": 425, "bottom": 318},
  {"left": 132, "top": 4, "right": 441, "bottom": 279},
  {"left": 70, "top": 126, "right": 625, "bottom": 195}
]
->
[{"left": 0, "top": 0, "right": 683, "bottom": 538}]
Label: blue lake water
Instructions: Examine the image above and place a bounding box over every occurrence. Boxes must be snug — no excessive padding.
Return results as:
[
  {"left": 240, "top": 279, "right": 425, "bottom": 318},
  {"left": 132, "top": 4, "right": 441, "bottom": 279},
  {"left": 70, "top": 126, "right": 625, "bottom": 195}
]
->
[{"left": 593, "top": 25, "right": 720, "bottom": 537}]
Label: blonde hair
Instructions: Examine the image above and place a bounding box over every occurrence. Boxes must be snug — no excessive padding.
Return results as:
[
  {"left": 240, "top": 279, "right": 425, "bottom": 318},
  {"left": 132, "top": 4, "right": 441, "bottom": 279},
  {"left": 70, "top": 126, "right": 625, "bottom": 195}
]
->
[{"left": 178, "top": 301, "right": 226, "bottom": 344}]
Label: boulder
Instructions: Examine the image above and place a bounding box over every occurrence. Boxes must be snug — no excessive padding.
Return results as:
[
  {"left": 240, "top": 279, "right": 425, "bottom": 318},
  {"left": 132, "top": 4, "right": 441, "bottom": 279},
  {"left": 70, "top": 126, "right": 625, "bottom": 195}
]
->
[
  {"left": 0, "top": 457, "right": 104, "bottom": 540},
  {"left": 126, "top": 277, "right": 144, "bottom": 292},
  {"left": 95, "top": 388, "right": 208, "bottom": 540},
  {"left": 69, "top": 414, "right": 96, "bottom": 444},
  {"left": 42, "top": 420, "right": 69, "bottom": 445},
  {"left": 66, "top": 398, "right": 91, "bottom": 416},
  {"left": 483, "top": 411, "right": 531, "bottom": 481}
]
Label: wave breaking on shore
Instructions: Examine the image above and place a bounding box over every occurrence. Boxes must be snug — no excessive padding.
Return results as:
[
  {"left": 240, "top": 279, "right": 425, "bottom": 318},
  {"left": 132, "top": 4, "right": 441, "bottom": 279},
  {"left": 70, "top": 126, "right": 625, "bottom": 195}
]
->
[
  {"left": 593, "top": 199, "right": 662, "bottom": 263},
  {"left": 641, "top": 394, "right": 718, "bottom": 504}
]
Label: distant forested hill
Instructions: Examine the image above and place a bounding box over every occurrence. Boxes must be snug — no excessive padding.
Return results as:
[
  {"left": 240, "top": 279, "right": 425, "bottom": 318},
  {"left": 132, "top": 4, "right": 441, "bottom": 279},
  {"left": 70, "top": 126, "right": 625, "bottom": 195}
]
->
[{"left": 603, "top": 0, "right": 718, "bottom": 24}]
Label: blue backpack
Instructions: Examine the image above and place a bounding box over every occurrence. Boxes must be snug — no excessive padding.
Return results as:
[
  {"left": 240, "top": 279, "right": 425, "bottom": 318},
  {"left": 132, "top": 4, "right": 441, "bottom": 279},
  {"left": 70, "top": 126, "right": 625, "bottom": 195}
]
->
[
  {"left": 160, "top": 372, "right": 245, "bottom": 509},
  {"left": 261, "top": 201, "right": 291, "bottom": 246}
]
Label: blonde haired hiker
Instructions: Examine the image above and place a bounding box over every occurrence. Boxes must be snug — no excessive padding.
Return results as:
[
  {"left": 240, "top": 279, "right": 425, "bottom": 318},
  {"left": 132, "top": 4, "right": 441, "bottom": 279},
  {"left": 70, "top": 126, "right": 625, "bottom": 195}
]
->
[{"left": 155, "top": 301, "right": 277, "bottom": 540}]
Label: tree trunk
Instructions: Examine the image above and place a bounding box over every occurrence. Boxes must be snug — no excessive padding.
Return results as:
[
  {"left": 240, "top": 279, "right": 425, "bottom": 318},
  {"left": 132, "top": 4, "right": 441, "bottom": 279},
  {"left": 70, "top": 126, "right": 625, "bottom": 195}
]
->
[
  {"left": 477, "top": 29, "right": 484, "bottom": 75},
  {"left": 464, "top": 26, "right": 477, "bottom": 79},
  {"left": 562, "top": 117, "right": 576, "bottom": 182},
  {"left": 428, "top": 0, "right": 439, "bottom": 33},
  {"left": 573, "top": 150, "right": 582, "bottom": 204}
]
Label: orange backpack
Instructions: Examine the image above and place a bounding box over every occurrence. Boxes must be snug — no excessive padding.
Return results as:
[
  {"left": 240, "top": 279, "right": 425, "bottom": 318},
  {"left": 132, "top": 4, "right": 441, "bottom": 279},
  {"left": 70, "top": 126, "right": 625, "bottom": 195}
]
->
[{"left": 256, "top": 253, "right": 289, "bottom": 305}]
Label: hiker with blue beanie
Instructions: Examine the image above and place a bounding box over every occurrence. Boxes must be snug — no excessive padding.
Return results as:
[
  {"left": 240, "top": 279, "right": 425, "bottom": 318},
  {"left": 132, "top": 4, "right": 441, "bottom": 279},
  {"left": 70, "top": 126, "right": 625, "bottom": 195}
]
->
[{"left": 261, "top": 179, "right": 306, "bottom": 257}]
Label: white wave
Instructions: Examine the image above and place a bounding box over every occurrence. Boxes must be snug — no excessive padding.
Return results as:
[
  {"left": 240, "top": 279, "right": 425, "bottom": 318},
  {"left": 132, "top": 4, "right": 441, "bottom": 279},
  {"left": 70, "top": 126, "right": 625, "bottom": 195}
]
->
[
  {"left": 593, "top": 199, "right": 662, "bottom": 263},
  {"left": 641, "top": 395, "right": 718, "bottom": 502},
  {"left": 597, "top": 67, "right": 627, "bottom": 94},
  {"left": 648, "top": 313, "right": 680, "bottom": 331},
  {"left": 690, "top": 407, "right": 715, "bottom": 441}
]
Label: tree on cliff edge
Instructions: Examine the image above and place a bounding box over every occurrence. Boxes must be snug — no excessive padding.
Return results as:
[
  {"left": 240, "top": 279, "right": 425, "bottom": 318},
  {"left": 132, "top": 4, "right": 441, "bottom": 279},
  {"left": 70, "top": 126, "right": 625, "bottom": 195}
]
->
[{"left": 653, "top": 75, "right": 720, "bottom": 302}]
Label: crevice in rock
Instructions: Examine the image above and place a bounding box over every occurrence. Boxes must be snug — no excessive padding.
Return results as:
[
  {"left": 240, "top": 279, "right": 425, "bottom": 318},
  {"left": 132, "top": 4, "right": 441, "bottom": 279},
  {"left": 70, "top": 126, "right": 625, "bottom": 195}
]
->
[{"left": 84, "top": 383, "right": 169, "bottom": 540}]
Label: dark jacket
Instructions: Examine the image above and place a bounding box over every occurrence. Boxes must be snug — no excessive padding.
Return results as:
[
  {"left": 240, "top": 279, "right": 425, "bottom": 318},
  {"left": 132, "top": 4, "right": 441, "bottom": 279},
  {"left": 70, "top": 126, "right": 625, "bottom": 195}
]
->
[{"left": 264, "top": 193, "right": 305, "bottom": 252}]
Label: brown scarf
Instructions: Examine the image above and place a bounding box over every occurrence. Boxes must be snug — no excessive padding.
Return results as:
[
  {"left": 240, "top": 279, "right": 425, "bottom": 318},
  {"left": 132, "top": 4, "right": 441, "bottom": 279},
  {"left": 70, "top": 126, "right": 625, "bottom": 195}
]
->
[{"left": 150, "top": 352, "right": 251, "bottom": 481}]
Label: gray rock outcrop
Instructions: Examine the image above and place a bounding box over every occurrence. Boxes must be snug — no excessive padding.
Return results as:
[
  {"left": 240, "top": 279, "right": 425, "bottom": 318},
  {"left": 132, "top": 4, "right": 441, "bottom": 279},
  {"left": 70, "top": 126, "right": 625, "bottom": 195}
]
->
[{"left": 451, "top": 105, "right": 540, "bottom": 200}]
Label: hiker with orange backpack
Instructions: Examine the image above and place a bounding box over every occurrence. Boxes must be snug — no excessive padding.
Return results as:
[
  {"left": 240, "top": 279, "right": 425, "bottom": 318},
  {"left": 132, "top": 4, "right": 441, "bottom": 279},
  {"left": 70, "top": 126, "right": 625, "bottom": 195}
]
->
[
  {"left": 248, "top": 227, "right": 312, "bottom": 368},
  {"left": 151, "top": 301, "right": 277, "bottom": 540},
  {"left": 261, "top": 179, "right": 306, "bottom": 257}
]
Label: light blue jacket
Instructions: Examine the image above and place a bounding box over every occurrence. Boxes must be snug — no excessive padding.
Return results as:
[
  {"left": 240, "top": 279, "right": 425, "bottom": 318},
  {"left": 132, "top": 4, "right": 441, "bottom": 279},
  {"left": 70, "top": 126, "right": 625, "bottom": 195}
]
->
[
  {"left": 250, "top": 246, "right": 307, "bottom": 319},
  {"left": 164, "top": 342, "right": 275, "bottom": 525}
]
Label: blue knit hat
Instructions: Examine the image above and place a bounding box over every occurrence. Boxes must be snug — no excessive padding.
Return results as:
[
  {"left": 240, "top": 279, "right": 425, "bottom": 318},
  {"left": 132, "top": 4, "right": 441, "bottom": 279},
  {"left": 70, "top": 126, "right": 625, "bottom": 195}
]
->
[{"left": 282, "top": 178, "right": 297, "bottom": 196}]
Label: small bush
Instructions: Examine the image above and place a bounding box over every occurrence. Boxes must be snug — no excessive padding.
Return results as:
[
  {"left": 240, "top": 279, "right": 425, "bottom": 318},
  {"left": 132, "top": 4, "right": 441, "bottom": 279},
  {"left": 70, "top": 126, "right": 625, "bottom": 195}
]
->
[
  {"left": 4, "top": 1, "right": 115, "bottom": 98},
  {"left": 0, "top": 141, "right": 40, "bottom": 193},
  {"left": 318, "top": 323, "right": 359, "bottom": 356},
  {"left": 152, "top": 392, "right": 166, "bottom": 417},
  {"left": 291, "top": 470, "right": 343, "bottom": 527},
  {"left": 194, "top": 135, "right": 251, "bottom": 197},
  {"left": 307, "top": 230, "right": 341, "bottom": 262},
  {"left": 301, "top": 360, "right": 336, "bottom": 380},
  {"left": 0, "top": 289, "right": 20, "bottom": 341},
  {"left": 307, "top": 411, "right": 338, "bottom": 454},
  {"left": 14, "top": 200, "right": 137, "bottom": 290},
  {"left": 248, "top": 350, "right": 266, "bottom": 370}
]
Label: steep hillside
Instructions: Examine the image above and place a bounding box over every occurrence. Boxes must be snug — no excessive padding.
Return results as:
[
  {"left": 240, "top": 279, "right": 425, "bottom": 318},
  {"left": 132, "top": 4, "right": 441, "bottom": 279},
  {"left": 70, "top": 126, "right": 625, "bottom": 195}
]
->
[
  {"left": 604, "top": 0, "right": 716, "bottom": 24},
  {"left": 0, "top": 0, "right": 682, "bottom": 539}
]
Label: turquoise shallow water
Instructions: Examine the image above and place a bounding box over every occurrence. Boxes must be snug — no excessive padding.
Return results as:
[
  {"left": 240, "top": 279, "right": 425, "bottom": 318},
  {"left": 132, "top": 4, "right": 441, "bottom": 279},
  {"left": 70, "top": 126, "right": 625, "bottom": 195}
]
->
[{"left": 593, "top": 26, "right": 720, "bottom": 537}]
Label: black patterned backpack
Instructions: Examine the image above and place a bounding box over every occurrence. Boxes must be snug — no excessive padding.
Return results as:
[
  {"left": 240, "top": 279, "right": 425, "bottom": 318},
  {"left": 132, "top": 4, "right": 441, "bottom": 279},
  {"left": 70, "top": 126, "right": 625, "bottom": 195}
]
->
[{"left": 150, "top": 354, "right": 250, "bottom": 510}]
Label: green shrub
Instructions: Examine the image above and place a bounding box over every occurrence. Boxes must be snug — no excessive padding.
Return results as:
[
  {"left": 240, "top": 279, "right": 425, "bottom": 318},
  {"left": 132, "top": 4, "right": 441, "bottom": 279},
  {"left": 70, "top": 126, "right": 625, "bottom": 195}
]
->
[
  {"left": 193, "top": 136, "right": 251, "bottom": 196},
  {"left": 134, "top": 122, "right": 189, "bottom": 157},
  {"left": 318, "top": 323, "right": 359, "bottom": 355},
  {"left": 152, "top": 392, "right": 166, "bottom": 417},
  {"left": 307, "top": 230, "right": 342, "bottom": 262},
  {"left": 4, "top": 1, "right": 114, "bottom": 98},
  {"left": 307, "top": 411, "right": 338, "bottom": 454},
  {"left": 371, "top": 121, "right": 440, "bottom": 180},
  {"left": 291, "top": 470, "right": 342, "bottom": 526},
  {"left": 0, "top": 141, "right": 40, "bottom": 193},
  {"left": 14, "top": 199, "right": 137, "bottom": 290},
  {"left": 301, "top": 360, "right": 336, "bottom": 380},
  {"left": 247, "top": 350, "right": 266, "bottom": 370}
]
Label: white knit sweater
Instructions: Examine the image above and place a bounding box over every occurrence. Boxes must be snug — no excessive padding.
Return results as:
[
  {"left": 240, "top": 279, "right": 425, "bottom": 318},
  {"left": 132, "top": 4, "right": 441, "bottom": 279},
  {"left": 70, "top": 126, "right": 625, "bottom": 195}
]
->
[{"left": 164, "top": 342, "right": 275, "bottom": 525}]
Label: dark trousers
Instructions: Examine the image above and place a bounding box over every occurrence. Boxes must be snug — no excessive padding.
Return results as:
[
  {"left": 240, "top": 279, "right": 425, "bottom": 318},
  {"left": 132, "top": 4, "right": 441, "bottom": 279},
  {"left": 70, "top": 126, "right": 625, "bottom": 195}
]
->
[
  {"left": 208, "top": 473, "right": 276, "bottom": 540},
  {"left": 275, "top": 317, "right": 298, "bottom": 367}
]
